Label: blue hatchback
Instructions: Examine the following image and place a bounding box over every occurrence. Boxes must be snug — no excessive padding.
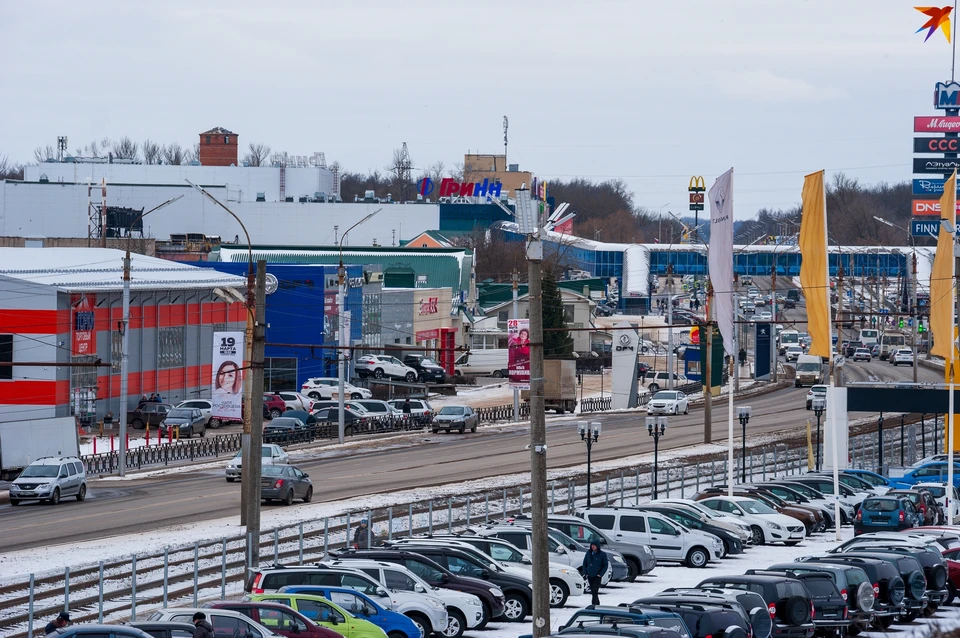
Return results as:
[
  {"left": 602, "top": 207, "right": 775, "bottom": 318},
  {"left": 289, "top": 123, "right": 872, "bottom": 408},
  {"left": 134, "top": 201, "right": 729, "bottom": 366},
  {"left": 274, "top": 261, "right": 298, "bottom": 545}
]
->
[
  {"left": 854, "top": 496, "right": 922, "bottom": 535},
  {"left": 280, "top": 585, "right": 422, "bottom": 638},
  {"left": 898, "top": 462, "right": 960, "bottom": 486},
  {"left": 843, "top": 469, "right": 909, "bottom": 490}
]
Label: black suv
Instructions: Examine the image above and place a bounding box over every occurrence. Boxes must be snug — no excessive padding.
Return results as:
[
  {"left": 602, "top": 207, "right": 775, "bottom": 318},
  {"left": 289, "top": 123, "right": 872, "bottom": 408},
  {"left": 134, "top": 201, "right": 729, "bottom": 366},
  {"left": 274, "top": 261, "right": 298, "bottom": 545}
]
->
[
  {"left": 633, "top": 504, "right": 744, "bottom": 556},
  {"left": 747, "top": 570, "right": 850, "bottom": 637},
  {"left": 332, "top": 547, "right": 523, "bottom": 621},
  {"left": 769, "top": 562, "right": 873, "bottom": 634},
  {"left": 839, "top": 545, "right": 948, "bottom": 612},
  {"left": 839, "top": 552, "right": 928, "bottom": 622},
  {"left": 632, "top": 597, "right": 752, "bottom": 638},
  {"left": 557, "top": 605, "right": 691, "bottom": 638},
  {"left": 698, "top": 574, "right": 815, "bottom": 638},
  {"left": 653, "top": 589, "right": 771, "bottom": 638},
  {"left": 403, "top": 355, "right": 446, "bottom": 383},
  {"left": 798, "top": 555, "right": 905, "bottom": 630}
]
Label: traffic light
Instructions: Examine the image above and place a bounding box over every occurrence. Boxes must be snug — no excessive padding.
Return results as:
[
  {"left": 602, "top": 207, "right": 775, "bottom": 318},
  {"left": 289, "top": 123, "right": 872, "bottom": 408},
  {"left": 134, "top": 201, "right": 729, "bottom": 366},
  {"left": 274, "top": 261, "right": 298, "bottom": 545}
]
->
[
  {"left": 899, "top": 317, "right": 904, "bottom": 329},
  {"left": 918, "top": 318, "right": 926, "bottom": 333}
]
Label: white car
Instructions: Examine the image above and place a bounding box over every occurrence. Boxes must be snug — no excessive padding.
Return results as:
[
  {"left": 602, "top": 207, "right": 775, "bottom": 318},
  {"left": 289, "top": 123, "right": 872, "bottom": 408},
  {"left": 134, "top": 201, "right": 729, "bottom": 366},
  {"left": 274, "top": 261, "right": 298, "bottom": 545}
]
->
[
  {"left": 647, "top": 390, "right": 688, "bottom": 415},
  {"left": 852, "top": 347, "right": 871, "bottom": 362},
  {"left": 176, "top": 399, "right": 216, "bottom": 426},
  {"left": 785, "top": 345, "right": 803, "bottom": 362},
  {"left": 805, "top": 385, "right": 827, "bottom": 410},
  {"left": 758, "top": 311, "right": 773, "bottom": 321},
  {"left": 696, "top": 495, "right": 806, "bottom": 546},
  {"left": 301, "top": 377, "right": 372, "bottom": 400},
  {"left": 652, "top": 498, "right": 753, "bottom": 543},
  {"left": 146, "top": 608, "right": 278, "bottom": 637},
  {"left": 225, "top": 443, "right": 289, "bottom": 482},
  {"left": 355, "top": 355, "right": 419, "bottom": 381},
  {"left": 275, "top": 391, "right": 315, "bottom": 412},
  {"left": 892, "top": 348, "right": 914, "bottom": 366}
]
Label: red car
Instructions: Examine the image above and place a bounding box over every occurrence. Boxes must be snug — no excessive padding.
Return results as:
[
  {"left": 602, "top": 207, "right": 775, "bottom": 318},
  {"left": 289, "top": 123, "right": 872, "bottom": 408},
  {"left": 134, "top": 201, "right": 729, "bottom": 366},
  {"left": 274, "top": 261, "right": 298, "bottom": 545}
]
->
[
  {"left": 204, "top": 601, "right": 340, "bottom": 638},
  {"left": 263, "top": 393, "right": 287, "bottom": 419}
]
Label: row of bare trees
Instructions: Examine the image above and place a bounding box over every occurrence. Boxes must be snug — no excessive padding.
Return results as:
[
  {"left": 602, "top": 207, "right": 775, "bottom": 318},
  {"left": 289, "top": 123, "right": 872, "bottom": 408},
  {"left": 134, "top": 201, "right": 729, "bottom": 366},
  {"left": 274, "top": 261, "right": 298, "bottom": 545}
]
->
[{"left": 26, "top": 136, "right": 274, "bottom": 168}]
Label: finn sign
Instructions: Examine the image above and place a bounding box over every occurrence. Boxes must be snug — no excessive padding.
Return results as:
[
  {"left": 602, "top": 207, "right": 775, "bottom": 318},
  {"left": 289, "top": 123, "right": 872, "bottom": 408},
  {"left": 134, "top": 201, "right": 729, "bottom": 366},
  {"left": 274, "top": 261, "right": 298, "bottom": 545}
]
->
[{"left": 912, "top": 218, "right": 959, "bottom": 237}]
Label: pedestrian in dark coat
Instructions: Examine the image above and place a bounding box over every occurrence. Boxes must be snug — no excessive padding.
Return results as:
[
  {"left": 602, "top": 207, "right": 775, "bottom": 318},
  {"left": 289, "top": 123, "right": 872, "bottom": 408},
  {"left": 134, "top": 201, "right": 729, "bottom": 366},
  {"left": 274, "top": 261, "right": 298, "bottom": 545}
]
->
[
  {"left": 353, "top": 518, "right": 375, "bottom": 549},
  {"left": 191, "top": 612, "right": 214, "bottom": 638},
  {"left": 581, "top": 541, "right": 608, "bottom": 605}
]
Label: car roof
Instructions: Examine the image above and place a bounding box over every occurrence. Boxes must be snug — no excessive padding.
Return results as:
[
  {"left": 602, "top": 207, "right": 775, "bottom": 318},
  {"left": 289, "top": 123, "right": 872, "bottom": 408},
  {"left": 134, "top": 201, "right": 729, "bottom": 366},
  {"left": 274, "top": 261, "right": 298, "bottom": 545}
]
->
[
  {"left": 702, "top": 574, "right": 796, "bottom": 584},
  {"left": 211, "top": 600, "right": 306, "bottom": 612},
  {"left": 32, "top": 456, "right": 81, "bottom": 465}
]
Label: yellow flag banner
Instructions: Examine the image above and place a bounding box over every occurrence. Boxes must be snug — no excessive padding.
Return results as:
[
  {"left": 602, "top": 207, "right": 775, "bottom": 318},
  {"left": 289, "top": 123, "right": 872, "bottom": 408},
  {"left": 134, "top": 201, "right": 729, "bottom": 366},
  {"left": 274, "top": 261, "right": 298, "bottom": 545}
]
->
[
  {"left": 930, "top": 170, "right": 957, "bottom": 361},
  {"left": 799, "top": 170, "right": 831, "bottom": 359}
]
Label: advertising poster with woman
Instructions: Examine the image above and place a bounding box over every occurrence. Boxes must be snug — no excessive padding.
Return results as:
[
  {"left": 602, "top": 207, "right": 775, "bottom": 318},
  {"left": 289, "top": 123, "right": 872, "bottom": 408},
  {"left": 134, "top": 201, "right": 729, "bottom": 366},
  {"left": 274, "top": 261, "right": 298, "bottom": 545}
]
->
[
  {"left": 508, "top": 318, "right": 530, "bottom": 389},
  {"left": 212, "top": 331, "right": 245, "bottom": 419}
]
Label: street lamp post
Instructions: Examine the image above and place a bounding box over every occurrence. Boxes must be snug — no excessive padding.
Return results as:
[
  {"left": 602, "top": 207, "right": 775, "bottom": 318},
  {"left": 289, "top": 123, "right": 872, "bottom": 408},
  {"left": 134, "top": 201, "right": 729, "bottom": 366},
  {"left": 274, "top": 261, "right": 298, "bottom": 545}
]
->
[
  {"left": 812, "top": 397, "right": 826, "bottom": 471},
  {"left": 873, "top": 215, "right": 919, "bottom": 383},
  {"left": 646, "top": 416, "right": 667, "bottom": 498},
  {"left": 737, "top": 406, "right": 752, "bottom": 482},
  {"left": 578, "top": 420, "right": 601, "bottom": 508}
]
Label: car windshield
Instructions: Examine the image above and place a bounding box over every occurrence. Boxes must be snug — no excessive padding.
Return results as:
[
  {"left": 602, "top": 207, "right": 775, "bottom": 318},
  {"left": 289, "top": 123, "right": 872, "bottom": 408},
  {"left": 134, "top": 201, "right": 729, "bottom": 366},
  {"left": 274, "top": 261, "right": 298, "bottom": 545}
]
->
[
  {"left": 439, "top": 407, "right": 465, "bottom": 415},
  {"left": 271, "top": 418, "right": 300, "bottom": 427},
  {"left": 653, "top": 392, "right": 678, "bottom": 400},
  {"left": 739, "top": 499, "right": 776, "bottom": 515},
  {"left": 19, "top": 464, "right": 59, "bottom": 478},
  {"left": 419, "top": 357, "right": 439, "bottom": 366},
  {"left": 167, "top": 408, "right": 192, "bottom": 419},
  {"left": 863, "top": 498, "right": 899, "bottom": 512},
  {"left": 262, "top": 466, "right": 285, "bottom": 476},
  {"left": 921, "top": 486, "right": 946, "bottom": 498}
]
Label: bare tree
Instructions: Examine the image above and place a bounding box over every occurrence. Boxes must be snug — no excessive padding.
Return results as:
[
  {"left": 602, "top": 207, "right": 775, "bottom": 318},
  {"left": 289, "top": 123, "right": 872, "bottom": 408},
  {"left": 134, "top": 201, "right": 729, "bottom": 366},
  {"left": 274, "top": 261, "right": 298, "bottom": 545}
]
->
[
  {"left": 162, "top": 142, "right": 187, "bottom": 165},
  {"left": 386, "top": 143, "right": 414, "bottom": 201},
  {"left": 111, "top": 136, "right": 139, "bottom": 161},
  {"left": 424, "top": 161, "right": 445, "bottom": 184},
  {"left": 190, "top": 142, "right": 201, "bottom": 163},
  {"left": 142, "top": 139, "right": 161, "bottom": 164},
  {"left": 33, "top": 145, "right": 56, "bottom": 163},
  {"left": 243, "top": 142, "right": 271, "bottom": 167},
  {"left": 0, "top": 154, "right": 24, "bottom": 180},
  {"left": 448, "top": 162, "right": 465, "bottom": 181}
]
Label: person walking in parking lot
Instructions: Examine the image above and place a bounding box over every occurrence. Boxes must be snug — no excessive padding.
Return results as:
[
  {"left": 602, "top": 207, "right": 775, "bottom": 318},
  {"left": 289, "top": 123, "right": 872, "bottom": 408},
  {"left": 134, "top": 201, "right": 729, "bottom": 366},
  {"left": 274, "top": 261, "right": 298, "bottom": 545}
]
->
[
  {"left": 582, "top": 541, "right": 608, "bottom": 605},
  {"left": 44, "top": 611, "right": 70, "bottom": 634},
  {"left": 191, "top": 612, "right": 214, "bottom": 638},
  {"left": 353, "top": 518, "right": 376, "bottom": 549}
]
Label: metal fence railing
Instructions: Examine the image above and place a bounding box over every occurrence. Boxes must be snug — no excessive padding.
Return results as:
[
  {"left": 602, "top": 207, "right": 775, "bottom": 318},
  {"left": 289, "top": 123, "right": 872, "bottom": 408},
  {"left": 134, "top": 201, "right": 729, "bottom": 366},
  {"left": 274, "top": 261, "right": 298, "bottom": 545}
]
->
[{"left": 13, "top": 413, "right": 937, "bottom": 638}]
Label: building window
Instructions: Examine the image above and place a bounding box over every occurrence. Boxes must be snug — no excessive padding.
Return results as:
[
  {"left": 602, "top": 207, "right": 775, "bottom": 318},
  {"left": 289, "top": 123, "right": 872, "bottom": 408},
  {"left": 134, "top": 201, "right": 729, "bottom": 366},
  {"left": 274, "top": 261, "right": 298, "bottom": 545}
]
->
[
  {"left": 497, "top": 310, "right": 508, "bottom": 330},
  {"left": 563, "top": 304, "right": 575, "bottom": 324},
  {"left": 206, "top": 135, "right": 211, "bottom": 144},
  {"left": 471, "top": 334, "right": 505, "bottom": 350},
  {"left": 264, "top": 357, "right": 297, "bottom": 392},
  {"left": 406, "top": 337, "right": 411, "bottom": 345},
  {"left": 158, "top": 326, "right": 184, "bottom": 369},
  {"left": 0, "top": 335, "right": 11, "bottom": 380},
  {"left": 71, "top": 355, "right": 98, "bottom": 389},
  {"left": 224, "top": 136, "right": 230, "bottom": 144},
  {"left": 111, "top": 330, "right": 122, "bottom": 374}
]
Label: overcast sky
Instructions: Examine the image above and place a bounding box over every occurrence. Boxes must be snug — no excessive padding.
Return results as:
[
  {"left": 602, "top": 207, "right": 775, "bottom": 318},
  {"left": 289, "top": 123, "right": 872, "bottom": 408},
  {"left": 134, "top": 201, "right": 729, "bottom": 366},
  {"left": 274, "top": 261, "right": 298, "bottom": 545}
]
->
[{"left": 0, "top": 0, "right": 951, "bottom": 219}]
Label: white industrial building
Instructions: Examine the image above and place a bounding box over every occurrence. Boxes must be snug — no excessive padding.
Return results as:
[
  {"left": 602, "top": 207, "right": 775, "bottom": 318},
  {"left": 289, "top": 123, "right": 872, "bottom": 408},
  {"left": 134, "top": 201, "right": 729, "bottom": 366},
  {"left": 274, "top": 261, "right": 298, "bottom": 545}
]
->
[{"left": 0, "top": 162, "right": 440, "bottom": 246}]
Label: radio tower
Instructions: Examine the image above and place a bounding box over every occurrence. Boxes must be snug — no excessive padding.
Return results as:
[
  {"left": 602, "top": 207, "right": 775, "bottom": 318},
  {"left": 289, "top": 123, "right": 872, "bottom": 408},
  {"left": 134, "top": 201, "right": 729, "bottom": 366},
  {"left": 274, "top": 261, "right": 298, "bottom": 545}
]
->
[{"left": 503, "top": 116, "right": 509, "bottom": 164}]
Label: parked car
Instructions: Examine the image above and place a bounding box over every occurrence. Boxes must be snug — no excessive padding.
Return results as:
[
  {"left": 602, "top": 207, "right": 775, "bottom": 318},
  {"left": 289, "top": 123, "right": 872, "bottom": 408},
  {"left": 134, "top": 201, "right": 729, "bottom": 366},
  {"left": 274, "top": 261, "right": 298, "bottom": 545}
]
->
[
  {"left": 403, "top": 354, "right": 447, "bottom": 383},
  {"left": 245, "top": 593, "right": 394, "bottom": 638},
  {"left": 128, "top": 402, "right": 173, "bottom": 429},
  {"left": 855, "top": 496, "right": 923, "bottom": 534},
  {"left": 52, "top": 626, "right": 152, "bottom": 638},
  {"left": 557, "top": 605, "right": 691, "bottom": 638},
  {"left": 352, "top": 400, "right": 404, "bottom": 424},
  {"left": 260, "top": 464, "right": 313, "bottom": 505},
  {"left": 697, "top": 574, "right": 815, "bottom": 638},
  {"left": 387, "top": 398, "right": 434, "bottom": 424},
  {"left": 898, "top": 462, "right": 960, "bottom": 487},
  {"left": 577, "top": 507, "right": 723, "bottom": 567},
  {"left": 158, "top": 407, "right": 206, "bottom": 438},
  {"left": 694, "top": 495, "right": 806, "bottom": 545},
  {"left": 770, "top": 562, "right": 875, "bottom": 634},
  {"left": 203, "top": 600, "right": 344, "bottom": 638},
  {"left": 631, "top": 504, "right": 744, "bottom": 556},
  {"left": 276, "top": 586, "right": 422, "bottom": 638},
  {"left": 126, "top": 621, "right": 196, "bottom": 638},
  {"left": 225, "top": 444, "right": 289, "bottom": 482},
  {"left": 805, "top": 385, "right": 827, "bottom": 410},
  {"left": 651, "top": 498, "right": 754, "bottom": 543},
  {"left": 264, "top": 393, "right": 288, "bottom": 418},
  {"left": 9, "top": 455, "right": 87, "bottom": 506},
  {"left": 912, "top": 483, "right": 960, "bottom": 523},
  {"left": 432, "top": 405, "right": 478, "bottom": 433},
  {"left": 276, "top": 391, "right": 316, "bottom": 412},
  {"left": 145, "top": 608, "right": 278, "bottom": 638},
  {"left": 465, "top": 524, "right": 610, "bottom": 582},
  {"left": 311, "top": 407, "right": 368, "bottom": 433},
  {"left": 176, "top": 399, "right": 215, "bottom": 427},
  {"left": 892, "top": 348, "right": 914, "bottom": 366},
  {"left": 284, "top": 409, "right": 321, "bottom": 427},
  {"left": 301, "top": 377, "right": 372, "bottom": 400},
  {"left": 887, "top": 489, "right": 942, "bottom": 525},
  {"left": 643, "top": 371, "right": 688, "bottom": 393},
  {"left": 646, "top": 589, "right": 770, "bottom": 638},
  {"left": 631, "top": 596, "right": 753, "bottom": 638},
  {"left": 647, "top": 391, "right": 689, "bottom": 416},
  {"left": 263, "top": 416, "right": 308, "bottom": 441},
  {"left": 798, "top": 555, "right": 906, "bottom": 630},
  {"left": 745, "top": 570, "right": 850, "bottom": 637},
  {"left": 356, "top": 355, "right": 418, "bottom": 381}
]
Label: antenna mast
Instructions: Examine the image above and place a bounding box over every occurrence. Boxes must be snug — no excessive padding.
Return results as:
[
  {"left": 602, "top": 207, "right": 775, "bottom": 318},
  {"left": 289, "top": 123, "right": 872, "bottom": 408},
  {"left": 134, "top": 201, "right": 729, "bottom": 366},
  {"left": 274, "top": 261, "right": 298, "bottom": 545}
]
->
[{"left": 503, "top": 116, "right": 509, "bottom": 164}]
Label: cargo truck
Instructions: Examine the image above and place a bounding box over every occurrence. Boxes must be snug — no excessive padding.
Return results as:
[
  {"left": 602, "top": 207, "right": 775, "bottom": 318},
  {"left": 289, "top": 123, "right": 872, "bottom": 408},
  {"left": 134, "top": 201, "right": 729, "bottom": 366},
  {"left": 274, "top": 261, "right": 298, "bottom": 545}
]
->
[
  {"left": 0, "top": 417, "right": 80, "bottom": 480},
  {"left": 521, "top": 359, "right": 578, "bottom": 414}
]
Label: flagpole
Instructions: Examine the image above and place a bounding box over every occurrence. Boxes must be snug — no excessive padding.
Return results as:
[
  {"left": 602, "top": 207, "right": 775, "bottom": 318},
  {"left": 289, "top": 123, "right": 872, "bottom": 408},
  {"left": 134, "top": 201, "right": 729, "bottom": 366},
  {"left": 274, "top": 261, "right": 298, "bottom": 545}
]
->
[
  {"left": 728, "top": 299, "right": 736, "bottom": 497},
  {"left": 949, "top": 170, "right": 957, "bottom": 515},
  {"left": 953, "top": 0, "right": 958, "bottom": 81}
]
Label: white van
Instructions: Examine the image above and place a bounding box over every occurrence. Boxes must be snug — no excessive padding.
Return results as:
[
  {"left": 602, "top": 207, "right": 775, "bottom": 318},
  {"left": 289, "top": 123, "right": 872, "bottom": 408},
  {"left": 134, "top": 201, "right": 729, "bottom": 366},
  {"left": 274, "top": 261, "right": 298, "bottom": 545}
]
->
[
  {"left": 777, "top": 330, "right": 799, "bottom": 355},
  {"left": 794, "top": 354, "right": 824, "bottom": 387},
  {"left": 454, "top": 349, "right": 508, "bottom": 377},
  {"left": 859, "top": 328, "right": 879, "bottom": 346}
]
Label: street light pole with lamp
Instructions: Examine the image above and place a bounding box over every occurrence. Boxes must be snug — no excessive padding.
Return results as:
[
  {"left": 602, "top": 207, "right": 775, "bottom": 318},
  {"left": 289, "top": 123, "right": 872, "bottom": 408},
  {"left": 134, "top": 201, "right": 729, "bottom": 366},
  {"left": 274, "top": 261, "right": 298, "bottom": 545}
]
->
[
  {"left": 812, "top": 397, "right": 826, "bottom": 471},
  {"left": 337, "top": 210, "right": 382, "bottom": 445},
  {"left": 873, "top": 215, "right": 919, "bottom": 384},
  {"left": 646, "top": 416, "right": 667, "bottom": 497},
  {"left": 578, "top": 420, "right": 601, "bottom": 508},
  {"left": 737, "top": 406, "right": 751, "bottom": 482}
]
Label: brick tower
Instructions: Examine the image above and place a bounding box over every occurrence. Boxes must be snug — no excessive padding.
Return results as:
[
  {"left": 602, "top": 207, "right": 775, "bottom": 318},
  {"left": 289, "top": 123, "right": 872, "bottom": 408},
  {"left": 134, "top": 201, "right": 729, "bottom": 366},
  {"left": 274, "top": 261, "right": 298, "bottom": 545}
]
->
[{"left": 198, "top": 127, "right": 238, "bottom": 166}]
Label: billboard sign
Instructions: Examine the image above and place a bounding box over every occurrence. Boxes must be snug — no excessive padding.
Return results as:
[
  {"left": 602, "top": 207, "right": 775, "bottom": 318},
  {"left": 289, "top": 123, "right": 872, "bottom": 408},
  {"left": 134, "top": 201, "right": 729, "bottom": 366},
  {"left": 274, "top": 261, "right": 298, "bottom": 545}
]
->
[
  {"left": 688, "top": 176, "right": 705, "bottom": 212},
  {"left": 417, "top": 177, "right": 503, "bottom": 199},
  {"left": 913, "top": 178, "right": 960, "bottom": 195},
  {"left": 913, "top": 157, "right": 960, "bottom": 173},
  {"left": 212, "top": 331, "right": 244, "bottom": 420},
  {"left": 72, "top": 294, "right": 96, "bottom": 356},
  {"left": 913, "top": 199, "right": 960, "bottom": 215},
  {"left": 914, "top": 137, "right": 960, "bottom": 153},
  {"left": 507, "top": 319, "right": 530, "bottom": 389},
  {"left": 912, "top": 218, "right": 960, "bottom": 237},
  {"left": 755, "top": 322, "right": 771, "bottom": 380},
  {"left": 915, "top": 116, "right": 960, "bottom": 132},
  {"left": 935, "top": 81, "right": 960, "bottom": 109}
]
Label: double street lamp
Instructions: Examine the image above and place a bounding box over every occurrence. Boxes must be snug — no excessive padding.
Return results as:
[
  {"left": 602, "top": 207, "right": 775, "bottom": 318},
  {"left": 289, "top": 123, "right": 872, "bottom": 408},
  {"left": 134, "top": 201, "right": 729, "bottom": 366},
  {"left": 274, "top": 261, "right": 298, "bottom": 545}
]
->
[
  {"left": 578, "top": 420, "right": 601, "bottom": 508},
  {"left": 812, "top": 397, "right": 826, "bottom": 471},
  {"left": 737, "top": 406, "right": 752, "bottom": 482},
  {"left": 646, "top": 416, "right": 668, "bottom": 498}
]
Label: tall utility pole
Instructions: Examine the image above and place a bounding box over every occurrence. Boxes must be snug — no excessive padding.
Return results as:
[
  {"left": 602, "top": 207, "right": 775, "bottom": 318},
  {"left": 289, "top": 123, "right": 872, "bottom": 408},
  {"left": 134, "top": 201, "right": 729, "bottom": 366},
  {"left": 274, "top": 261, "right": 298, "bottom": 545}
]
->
[
  {"left": 770, "top": 262, "right": 778, "bottom": 382},
  {"left": 118, "top": 253, "right": 131, "bottom": 477},
  {"left": 513, "top": 271, "right": 520, "bottom": 422},
  {"left": 913, "top": 252, "right": 919, "bottom": 384},
  {"left": 245, "top": 261, "right": 268, "bottom": 564},
  {"left": 666, "top": 265, "right": 675, "bottom": 389},
  {"left": 240, "top": 264, "right": 256, "bottom": 525},
  {"left": 703, "top": 281, "right": 713, "bottom": 443},
  {"left": 527, "top": 237, "right": 550, "bottom": 638}
]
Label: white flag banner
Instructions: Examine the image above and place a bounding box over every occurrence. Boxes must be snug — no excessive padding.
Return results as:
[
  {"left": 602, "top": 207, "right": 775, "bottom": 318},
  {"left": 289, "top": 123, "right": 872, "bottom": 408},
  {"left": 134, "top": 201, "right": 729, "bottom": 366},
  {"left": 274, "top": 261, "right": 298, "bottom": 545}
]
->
[
  {"left": 708, "top": 168, "right": 735, "bottom": 355},
  {"left": 212, "top": 331, "right": 244, "bottom": 420}
]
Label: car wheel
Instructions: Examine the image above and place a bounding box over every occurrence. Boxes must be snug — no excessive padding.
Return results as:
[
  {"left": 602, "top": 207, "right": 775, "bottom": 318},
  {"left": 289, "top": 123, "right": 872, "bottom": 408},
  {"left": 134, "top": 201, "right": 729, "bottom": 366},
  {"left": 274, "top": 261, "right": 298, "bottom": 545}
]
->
[
  {"left": 476, "top": 602, "right": 491, "bottom": 630},
  {"left": 648, "top": 383, "right": 659, "bottom": 393},
  {"left": 373, "top": 368, "right": 385, "bottom": 379},
  {"left": 624, "top": 558, "right": 639, "bottom": 582},
  {"left": 303, "top": 486, "right": 313, "bottom": 503},
  {"left": 407, "top": 614, "right": 429, "bottom": 638},
  {"left": 751, "top": 525, "right": 765, "bottom": 545},
  {"left": 49, "top": 488, "right": 60, "bottom": 505},
  {"left": 874, "top": 616, "right": 896, "bottom": 630},
  {"left": 199, "top": 426, "right": 206, "bottom": 438},
  {"left": 549, "top": 579, "right": 569, "bottom": 607},
  {"left": 270, "top": 408, "right": 282, "bottom": 418},
  {"left": 351, "top": 393, "right": 362, "bottom": 399},
  {"left": 471, "top": 425, "right": 476, "bottom": 433},
  {"left": 308, "top": 391, "right": 321, "bottom": 400},
  {"left": 283, "top": 489, "right": 295, "bottom": 506},
  {"left": 209, "top": 418, "right": 222, "bottom": 429},
  {"left": 432, "top": 428, "right": 439, "bottom": 434},
  {"left": 404, "top": 372, "right": 415, "bottom": 383},
  {"left": 76, "top": 484, "right": 86, "bottom": 502},
  {"left": 9, "top": 498, "right": 19, "bottom": 506},
  {"left": 686, "top": 547, "right": 709, "bottom": 568},
  {"left": 132, "top": 418, "right": 145, "bottom": 430},
  {"left": 493, "top": 370, "right": 504, "bottom": 378},
  {"left": 784, "top": 595, "right": 810, "bottom": 626},
  {"left": 442, "top": 609, "right": 466, "bottom": 638},
  {"left": 226, "top": 477, "right": 236, "bottom": 483},
  {"left": 459, "top": 424, "right": 465, "bottom": 434},
  {"left": 684, "top": 405, "right": 689, "bottom": 414},
  {"left": 502, "top": 592, "right": 529, "bottom": 621},
  {"left": 784, "top": 540, "right": 801, "bottom": 546}
]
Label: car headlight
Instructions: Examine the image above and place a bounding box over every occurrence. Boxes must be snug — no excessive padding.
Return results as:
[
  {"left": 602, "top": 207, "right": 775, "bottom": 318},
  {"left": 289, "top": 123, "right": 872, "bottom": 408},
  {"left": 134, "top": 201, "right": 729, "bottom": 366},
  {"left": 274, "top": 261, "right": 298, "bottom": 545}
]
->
[
  {"left": 765, "top": 521, "right": 783, "bottom": 530},
  {"left": 712, "top": 539, "right": 722, "bottom": 547},
  {"left": 9, "top": 485, "right": 19, "bottom": 491},
  {"left": 466, "top": 598, "right": 481, "bottom": 606},
  {"left": 490, "top": 587, "right": 504, "bottom": 597},
  {"left": 559, "top": 568, "right": 574, "bottom": 575},
  {"left": 610, "top": 555, "right": 625, "bottom": 564},
  {"left": 426, "top": 598, "right": 444, "bottom": 610}
]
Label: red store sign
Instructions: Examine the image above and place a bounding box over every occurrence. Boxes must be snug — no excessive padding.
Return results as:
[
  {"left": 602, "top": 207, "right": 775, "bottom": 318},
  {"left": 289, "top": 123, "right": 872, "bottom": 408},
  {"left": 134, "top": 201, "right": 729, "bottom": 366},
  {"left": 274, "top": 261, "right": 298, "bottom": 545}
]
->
[{"left": 419, "top": 297, "right": 439, "bottom": 315}]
